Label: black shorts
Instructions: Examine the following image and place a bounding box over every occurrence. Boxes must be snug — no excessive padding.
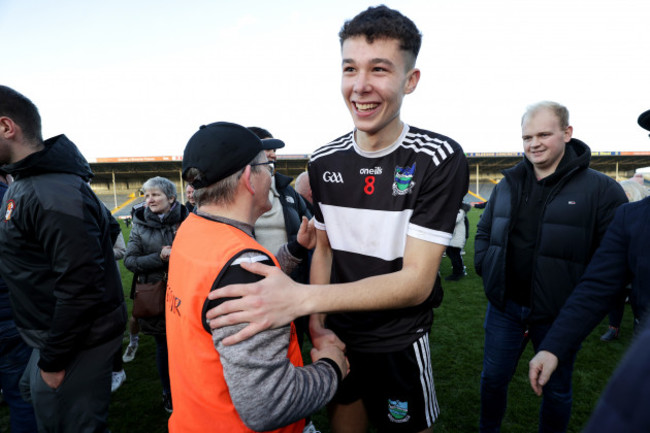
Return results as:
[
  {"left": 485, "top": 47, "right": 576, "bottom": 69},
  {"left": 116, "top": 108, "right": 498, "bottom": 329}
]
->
[{"left": 332, "top": 333, "right": 439, "bottom": 432}]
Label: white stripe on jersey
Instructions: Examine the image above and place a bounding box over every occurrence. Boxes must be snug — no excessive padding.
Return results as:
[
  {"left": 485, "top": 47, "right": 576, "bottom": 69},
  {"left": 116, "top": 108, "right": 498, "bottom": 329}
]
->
[
  {"left": 232, "top": 253, "right": 269, "bottom": 266},
  {"left": 317, "top": 206, "right": 453, "bottom": 259},
  {"left": 413, "top": 334, "right": 439, "bottom": 425},
  {"left": 408, "top": 223, "right": 453, "bottom": 246},
  {"left": 404, "top": 132, "right": 456, "bottom": 167},
  {"left": 311, "top": 125, "right": 457, "bottom": 166},
  {"left": 310, "top": 134, "right": 354, "bottom": 162},
  {"left": 319, "top": 204, "right": 410, "bottom": 261}
]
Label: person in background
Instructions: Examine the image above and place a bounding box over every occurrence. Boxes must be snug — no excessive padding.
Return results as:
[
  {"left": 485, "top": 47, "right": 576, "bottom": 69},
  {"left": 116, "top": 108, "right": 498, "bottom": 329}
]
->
[
  {"left": 0, "top": 85, "right": 126, "bottom": 432},
  {"left": 631, "top": 172, "right": 646, "bottom": 187},
  {"left": 475, "top": 101, "right": 627, "bottom": 432},
  {"left": 122, "top": 200, "right": 146, "bottom": 364},
  {"left": 111, "top": 230, "right": 128, "bottom": 392},
  {"left": 445, "top": 202, "right": 471, "bottom": 281},
  {"left": 599, "top": 179, "right": 648, "bottom": 341},
  {"left": 294, "top": 171, "right": 314, "bottom": 215},
  {"left": 528, "top": 110, "right": 650, "bottom": 431},
  {"left": 0, "top": 169, "right": 37, "bottom": 433},
  {"left": 124, "top": 176, "right": 189, "bottom": 413},
  {"left": 185, "top": 183, "right": 195, "bottom": 213},
  {"left": 248, "top": 128, "right": 313, "bottom": 349}
]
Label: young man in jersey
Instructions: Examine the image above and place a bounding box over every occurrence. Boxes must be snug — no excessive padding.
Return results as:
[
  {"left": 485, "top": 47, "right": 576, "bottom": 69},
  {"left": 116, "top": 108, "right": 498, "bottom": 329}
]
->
[{"left": 205, "top": 6, "right": 469, "bottom": 432}]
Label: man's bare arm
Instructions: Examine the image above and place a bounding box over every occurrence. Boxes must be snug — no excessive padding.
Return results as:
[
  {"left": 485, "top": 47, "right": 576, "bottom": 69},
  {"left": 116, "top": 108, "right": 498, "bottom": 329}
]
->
[{"left": 206, "top": 234, "right": 445, "bottom": 345}]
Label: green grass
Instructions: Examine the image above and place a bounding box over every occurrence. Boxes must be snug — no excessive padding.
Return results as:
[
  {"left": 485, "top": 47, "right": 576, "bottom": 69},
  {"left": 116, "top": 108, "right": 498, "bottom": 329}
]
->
[{"left": 1, "top": 213, "right": 632, "bottom": 432}]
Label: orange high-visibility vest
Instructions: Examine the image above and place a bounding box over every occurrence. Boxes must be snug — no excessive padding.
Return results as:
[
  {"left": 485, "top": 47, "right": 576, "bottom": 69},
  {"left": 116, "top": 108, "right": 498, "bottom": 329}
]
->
[{"left": 166, "top": 213, "right": 304, "bottom": 433}]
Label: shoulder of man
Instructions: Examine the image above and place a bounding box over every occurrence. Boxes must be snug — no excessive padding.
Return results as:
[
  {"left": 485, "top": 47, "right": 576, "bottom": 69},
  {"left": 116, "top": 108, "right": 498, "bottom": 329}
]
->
[{"left": 201, "top": 250, "right": 276, "bottom": 332}]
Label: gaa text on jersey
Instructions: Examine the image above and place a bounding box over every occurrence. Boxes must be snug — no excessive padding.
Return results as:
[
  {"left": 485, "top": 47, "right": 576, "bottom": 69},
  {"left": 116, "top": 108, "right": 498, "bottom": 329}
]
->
[{"left": 323, "top": 171, "right": 344, "bottom": 183}]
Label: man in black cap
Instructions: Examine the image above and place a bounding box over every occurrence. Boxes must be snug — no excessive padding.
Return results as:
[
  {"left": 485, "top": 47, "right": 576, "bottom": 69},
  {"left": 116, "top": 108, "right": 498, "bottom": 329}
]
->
[
  {"left": 528, "top": 108, "right": 650, "bottom": 432},
  {"left": 165, "top": 121, "right": 347, "bottom": 433}
]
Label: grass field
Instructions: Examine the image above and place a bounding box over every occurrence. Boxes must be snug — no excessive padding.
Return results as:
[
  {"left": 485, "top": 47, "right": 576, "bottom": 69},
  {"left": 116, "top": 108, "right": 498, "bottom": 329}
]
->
[{"left": 1, "top": 210, "right": 633, "bottom": 432}]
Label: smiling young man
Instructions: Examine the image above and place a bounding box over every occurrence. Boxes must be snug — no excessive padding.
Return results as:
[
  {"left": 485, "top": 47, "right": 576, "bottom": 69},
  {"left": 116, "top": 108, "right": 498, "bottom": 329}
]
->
[
  {"left": 474, "top": 101, "right": 627, "bottom": 432},
  {"left": 205, "top": 6, "right": 469, "bottom": 433}
]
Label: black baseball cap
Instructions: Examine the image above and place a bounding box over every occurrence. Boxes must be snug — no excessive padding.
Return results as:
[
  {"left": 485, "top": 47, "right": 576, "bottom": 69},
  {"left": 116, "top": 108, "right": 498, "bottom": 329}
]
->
[
  {"left": 261, "top": 138, "right": 285, "bottom": 150},
  {"left": 182, "top": 122, "right": 263, "bottom": 189},
  {"left": 638, "top": 109, "right": 650, "bottom": 131}
]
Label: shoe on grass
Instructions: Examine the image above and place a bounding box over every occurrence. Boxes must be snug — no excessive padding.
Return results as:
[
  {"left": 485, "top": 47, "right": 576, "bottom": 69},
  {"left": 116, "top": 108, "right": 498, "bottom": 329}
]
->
[
  {"left": 111, "top": 370, "right": 126, "bottom": 392},
  {"left": 600, "top": 326, "right": 619, "bottom": 341},
  {"left": 122, "top": 343, "right": 138, "bottom": 363},
  {"left": 303, "top": 421, "right": 321, "bottom": 433},
  {"left": 163, "top": 393, "right": 173, "bottom": 413}
]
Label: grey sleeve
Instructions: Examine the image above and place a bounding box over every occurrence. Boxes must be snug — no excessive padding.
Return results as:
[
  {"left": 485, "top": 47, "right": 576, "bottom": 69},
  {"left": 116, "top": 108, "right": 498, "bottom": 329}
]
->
[
  {"left": 213, "top": 323, "right": 338, "bottom": 431},
  {"left": 113, "top": 232, "right": 127, "bottom": 260},
  {"left": 275, "top": 243, "right": 302, "bottom": 275}
]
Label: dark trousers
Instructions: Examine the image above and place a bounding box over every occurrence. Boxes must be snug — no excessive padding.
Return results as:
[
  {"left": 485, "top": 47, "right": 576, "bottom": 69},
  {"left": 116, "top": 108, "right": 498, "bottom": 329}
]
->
[
  {"left": 0, "top": 335, "right": 37, "bottom": 432},
  {"left": 153, "top": 334, "right": 171, "bottom": 395},
  {"left": 607, "top": 288, "right": 631, "bottom": 329},
  {"left": 446, "top": 246, "right": 464, "bottom": 276},
  {"left": 21, "top": 334, "right": 121, "bottom": 433},
  {"left": 480, "top": 301, "right": 577, "bottom": 433}
]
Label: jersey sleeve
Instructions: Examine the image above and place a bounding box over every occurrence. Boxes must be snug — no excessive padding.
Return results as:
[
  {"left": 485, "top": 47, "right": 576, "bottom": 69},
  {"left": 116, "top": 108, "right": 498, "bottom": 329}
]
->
[{"left": 408, "top": 148, "right": 469, "bottom": 245}]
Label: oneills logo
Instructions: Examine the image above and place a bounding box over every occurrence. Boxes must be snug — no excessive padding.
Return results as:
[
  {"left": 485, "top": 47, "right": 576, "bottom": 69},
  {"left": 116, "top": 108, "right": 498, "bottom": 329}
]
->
[{"left": 4, "top": 200, "right": 15, "bottom": 221}]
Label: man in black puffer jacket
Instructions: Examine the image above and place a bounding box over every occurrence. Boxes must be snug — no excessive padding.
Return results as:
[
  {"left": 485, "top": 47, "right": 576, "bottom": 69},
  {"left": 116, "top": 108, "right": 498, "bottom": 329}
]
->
[
  {"left": 0, "top": 85, "right": 126, "bottom": 433},
  {"left": 474, "top": 101, "right": 627, "bottom": 433}
]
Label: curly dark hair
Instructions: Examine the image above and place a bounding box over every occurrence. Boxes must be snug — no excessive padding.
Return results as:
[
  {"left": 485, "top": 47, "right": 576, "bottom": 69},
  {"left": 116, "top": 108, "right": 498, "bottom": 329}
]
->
[{"left": 338, "top": 5, "right": 422, "bottom": 61}]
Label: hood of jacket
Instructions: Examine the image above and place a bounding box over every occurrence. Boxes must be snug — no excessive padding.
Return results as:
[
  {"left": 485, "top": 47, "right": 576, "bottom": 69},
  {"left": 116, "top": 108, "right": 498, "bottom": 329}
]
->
[
  {"left": 2, "top": 135, "right": 93, "bottom": 181},
  {"left": 274, "top": 172, "right": 294, "bottom": 191}
]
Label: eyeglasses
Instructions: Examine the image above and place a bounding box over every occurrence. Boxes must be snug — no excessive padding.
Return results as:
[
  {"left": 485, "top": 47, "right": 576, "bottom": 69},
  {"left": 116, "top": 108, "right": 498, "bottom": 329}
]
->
[{"left": 250, "top": 161, "right": 275, "bottom": 176}]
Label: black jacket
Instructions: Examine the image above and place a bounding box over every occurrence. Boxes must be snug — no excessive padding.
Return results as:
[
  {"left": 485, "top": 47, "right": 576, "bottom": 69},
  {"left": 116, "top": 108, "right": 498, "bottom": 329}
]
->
[
  {"left": 475, "top": 139, "right": 627, "bottom": 323},
  {"left": 539, "top": 197, "right": 650, "bottom": 362},
  {"left": 0, "top": 135, "right": 126, "bottom": 372},
  {"left": 274, "top": 173, "right": 312, "bottom": 283}
]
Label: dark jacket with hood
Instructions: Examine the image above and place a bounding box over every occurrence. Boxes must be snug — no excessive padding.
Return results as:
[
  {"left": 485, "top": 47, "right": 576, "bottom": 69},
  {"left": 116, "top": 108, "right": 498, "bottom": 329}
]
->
[
  {"left": 274, "top": 172, "right": 311, "bottom": 284},
  {"left": 0, "top": 135, "right": 126, "bottom": 372},
  {"left": 474, "top": 138, "right": 627, "bottom": 323},
  {"left": 124, "top": 200, "right": 188, "bottom": 334}
]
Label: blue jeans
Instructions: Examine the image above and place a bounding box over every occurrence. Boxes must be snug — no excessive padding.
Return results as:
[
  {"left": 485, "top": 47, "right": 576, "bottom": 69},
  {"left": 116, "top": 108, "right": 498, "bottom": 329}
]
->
[
  {"left": 0, "top": 336, "right": 37, "bottom": 433},
  {"left": 480, "top": 301, "right": 577, "bottom": 433}
]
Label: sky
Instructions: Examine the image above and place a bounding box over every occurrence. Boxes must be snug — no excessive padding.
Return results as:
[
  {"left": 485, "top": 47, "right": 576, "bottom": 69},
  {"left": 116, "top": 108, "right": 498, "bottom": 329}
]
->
[{"left": 1, "top": 0, "right": 649, "bottom": 162}]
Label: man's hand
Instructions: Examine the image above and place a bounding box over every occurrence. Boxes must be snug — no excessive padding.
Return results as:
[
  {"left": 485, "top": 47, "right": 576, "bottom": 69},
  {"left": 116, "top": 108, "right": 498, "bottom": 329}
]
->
[
  {"left": 311, "top": 344, "right": 349, "bottom": 381},
  {"left": 41, "top": 369, "right": 65, "bottom": 389},
  {"left": 528, "top": 350, "right": 559, "bottom": 396},
  {"left": 296, "top": 216, "right": 316, "bottom": 250},
  {"left": 309, "top": 314, "right": 345, "bottom": 352},
  {"left": 206, "top": 261, "right": 307, "bottom": 345},
  {"left": 310, "top": 315, "right": 348, "bottom": 380}
]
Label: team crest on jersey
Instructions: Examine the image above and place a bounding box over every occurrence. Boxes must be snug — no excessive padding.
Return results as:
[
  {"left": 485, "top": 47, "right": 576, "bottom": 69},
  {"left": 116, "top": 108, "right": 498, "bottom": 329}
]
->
[
  {"left": 4, "top": 200, "right": 15, "bottom": 222},
  {"left": 392, "top": 163, "right": 416, "bottom": 196},
  {"left": 388, "top": 399, "right": 411, "bottom": 423}
]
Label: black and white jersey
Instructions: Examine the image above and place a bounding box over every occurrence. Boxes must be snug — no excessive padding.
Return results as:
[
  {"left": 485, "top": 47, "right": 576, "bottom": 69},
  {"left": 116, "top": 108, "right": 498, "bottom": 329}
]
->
[{"left": 309, "top": 124, "right": 469, "bottom": 352}]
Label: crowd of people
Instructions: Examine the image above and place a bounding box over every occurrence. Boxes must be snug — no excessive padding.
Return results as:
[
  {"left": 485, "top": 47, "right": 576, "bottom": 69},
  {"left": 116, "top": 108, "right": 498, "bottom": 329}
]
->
[{"left": 0, "top": 4, "right": 649, "bottom": 433}]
